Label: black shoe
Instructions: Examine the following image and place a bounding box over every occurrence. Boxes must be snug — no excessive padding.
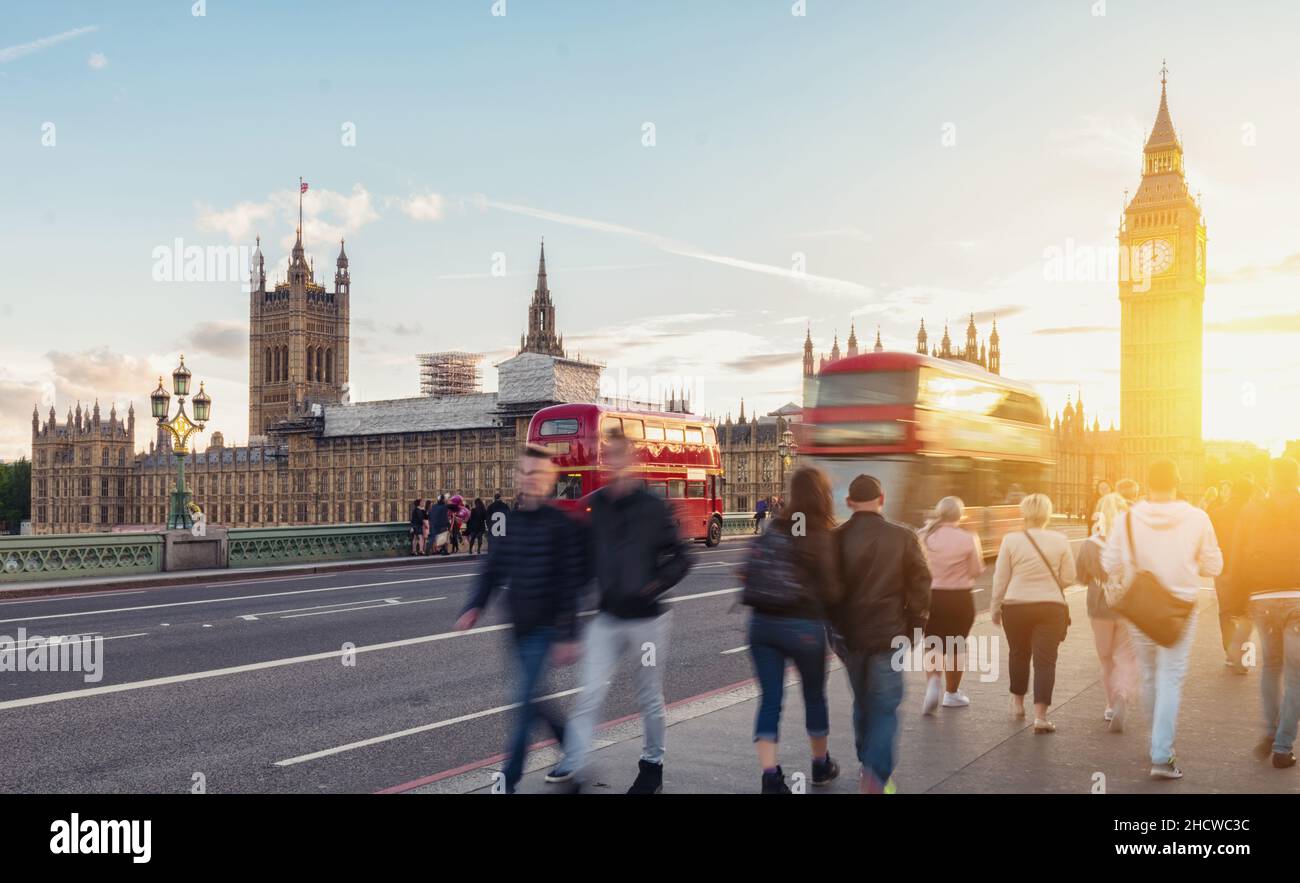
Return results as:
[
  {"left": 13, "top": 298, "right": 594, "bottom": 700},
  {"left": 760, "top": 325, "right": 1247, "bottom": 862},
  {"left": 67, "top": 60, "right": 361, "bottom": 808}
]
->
[
  {"left": 811, "top": 754, "right": 840, "bottom": 786},
  {"left": 1273, "top": 751, "right": 1297, "bottom": 769},
  {"left": 762, "top": 766, "right": 792, "bottom": 794},
  {"left": 626, "top": 759, "right": 663, "bottom": 794}
]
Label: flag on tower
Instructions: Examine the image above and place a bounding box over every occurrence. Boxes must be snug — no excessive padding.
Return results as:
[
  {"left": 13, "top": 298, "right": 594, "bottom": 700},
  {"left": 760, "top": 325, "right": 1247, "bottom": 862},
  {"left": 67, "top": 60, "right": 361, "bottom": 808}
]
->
[{"left": 300, "top": 181, "right": 310, "bottom": 194}]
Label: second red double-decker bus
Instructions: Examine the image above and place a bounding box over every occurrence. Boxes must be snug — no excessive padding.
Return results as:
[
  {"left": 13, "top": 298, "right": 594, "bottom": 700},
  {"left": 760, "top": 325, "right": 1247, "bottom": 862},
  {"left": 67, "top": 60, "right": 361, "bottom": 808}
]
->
[
  {"left": 527, "top": 403, "right": 725, "bottom": 545},
  {"left": 799, "top": 351, "right": 1052, "bottom": 556}
]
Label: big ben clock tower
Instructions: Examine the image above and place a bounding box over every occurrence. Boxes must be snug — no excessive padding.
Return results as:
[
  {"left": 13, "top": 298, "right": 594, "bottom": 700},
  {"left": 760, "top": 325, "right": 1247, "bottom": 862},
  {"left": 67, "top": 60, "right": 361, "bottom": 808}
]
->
[{"left": 1118, "top": 63, "right": 1207, "bottom": 495}]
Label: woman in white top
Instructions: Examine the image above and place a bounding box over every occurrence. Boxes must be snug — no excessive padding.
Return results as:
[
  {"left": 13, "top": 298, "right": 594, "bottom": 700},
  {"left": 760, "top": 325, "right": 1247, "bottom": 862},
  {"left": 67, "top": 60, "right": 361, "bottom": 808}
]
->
[
  {"left": 1075, "top": 492, "right": 1138, "bottom": 732},
  {"left": 991, "top": 494, "right": 1077, "bottom": 733}
]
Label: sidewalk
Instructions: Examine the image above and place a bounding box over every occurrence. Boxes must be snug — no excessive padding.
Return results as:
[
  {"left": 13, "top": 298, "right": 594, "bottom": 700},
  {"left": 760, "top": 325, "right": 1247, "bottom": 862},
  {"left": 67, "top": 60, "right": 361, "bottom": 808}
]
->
[{"left": 453, "top": 588, "right": 1293, "bottom": 794}]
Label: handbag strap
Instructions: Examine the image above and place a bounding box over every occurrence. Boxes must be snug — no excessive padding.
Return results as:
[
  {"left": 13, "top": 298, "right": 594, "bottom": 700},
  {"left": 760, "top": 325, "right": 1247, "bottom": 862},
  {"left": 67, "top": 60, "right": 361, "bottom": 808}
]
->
[
  {"left": 1124, "top": 507, "right": 1141, "bottom": 572},
  {"left": 1023, "top": 530, "right": 1067, "bottom": 597}
]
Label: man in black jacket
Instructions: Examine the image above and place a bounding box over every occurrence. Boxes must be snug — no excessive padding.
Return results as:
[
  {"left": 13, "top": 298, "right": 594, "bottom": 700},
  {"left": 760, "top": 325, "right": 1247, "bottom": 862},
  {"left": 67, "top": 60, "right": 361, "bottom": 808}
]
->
[
  {"left": 547, "top": 429, "right": 692, "bottom": 793},
  {"left": 832, "top": 474, "right": 931, "bottom": 793},
  {"left": 455, "top": 446, "right": 586, "bottom": 793},
  {"left": 485, "top": 492, "right": 511, "bottom": 551}
]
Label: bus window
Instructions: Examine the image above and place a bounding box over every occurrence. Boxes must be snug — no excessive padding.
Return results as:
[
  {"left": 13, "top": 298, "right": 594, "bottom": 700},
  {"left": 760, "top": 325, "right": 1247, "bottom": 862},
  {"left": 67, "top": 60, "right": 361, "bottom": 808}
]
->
[
  {"left": 647, "top": 481, "right": 668, "bottom": 499},
  {"left": 703, "top": 426, "right": 717, "bottom": 445},
  {"left": 645, "top": 424, "right": 665, "bottom": 441},
  {"left": 807, "top": 370, "right": 918, "bottom": 407},
  {"left": 600, "top": 416, "right": 622, "bottom": 436},
  {"left": 666, "top": 427, "right": 685, "bottom": 443},
  {"left": 553, "top": 474, "right": 583, "bottom": 500},
  {"left": 685, "top": 427, "right": 703, "bottom": 444},
  {"left": 687, "top": 481, "right": 706, "bottom": 499},
  {"left": 622, "top": 418, "right": 645, "bottom": 439},
  {"left": 539, "top": 418, "right": 579, "bottom": 436},
  {"left": 668, "top": 480, "right": 686, "bottom": 499}
]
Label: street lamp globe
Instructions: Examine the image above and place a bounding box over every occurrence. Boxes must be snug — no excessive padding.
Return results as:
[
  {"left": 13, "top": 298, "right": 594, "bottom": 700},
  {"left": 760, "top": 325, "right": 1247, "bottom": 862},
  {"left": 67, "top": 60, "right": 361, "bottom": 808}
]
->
[
  {"left": 172, "top": 354, "right": 192, "bottom": 397},
  {"left": 192, "top": 382, "right": 212, "bottom": 424},
  {"left": 150, "top": 377, "right": 171, "bottom": 420}
]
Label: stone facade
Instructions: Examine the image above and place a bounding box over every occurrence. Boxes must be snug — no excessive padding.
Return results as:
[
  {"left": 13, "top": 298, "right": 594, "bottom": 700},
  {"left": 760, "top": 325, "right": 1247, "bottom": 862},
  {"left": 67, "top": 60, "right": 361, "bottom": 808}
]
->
[{"left": 31, "top": 237, "right": 601, "bottom": 534}]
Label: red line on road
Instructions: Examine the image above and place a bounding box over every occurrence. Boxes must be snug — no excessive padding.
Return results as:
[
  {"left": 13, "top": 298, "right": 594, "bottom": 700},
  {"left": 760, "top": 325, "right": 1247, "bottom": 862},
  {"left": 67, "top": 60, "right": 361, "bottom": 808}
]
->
[{"left": 376, "top": 674, "right": 759, "bottom": 794}]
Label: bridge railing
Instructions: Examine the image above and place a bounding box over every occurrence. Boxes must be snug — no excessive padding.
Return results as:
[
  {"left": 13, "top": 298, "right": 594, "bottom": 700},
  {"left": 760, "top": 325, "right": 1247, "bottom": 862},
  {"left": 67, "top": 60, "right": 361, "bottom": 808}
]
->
[
  {"left": 0, "top": 532, "right": 165, "bottom": 584},
  {"left": 226, "top": 523, "right": 411, "bottom": 569}
]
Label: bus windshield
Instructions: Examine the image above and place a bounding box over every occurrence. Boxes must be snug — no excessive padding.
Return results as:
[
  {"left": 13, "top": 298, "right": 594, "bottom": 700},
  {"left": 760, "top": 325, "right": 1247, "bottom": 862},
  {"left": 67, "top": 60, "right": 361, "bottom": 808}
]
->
[{"left": 804, "top": 370, "right": 917, "bottom": 408}]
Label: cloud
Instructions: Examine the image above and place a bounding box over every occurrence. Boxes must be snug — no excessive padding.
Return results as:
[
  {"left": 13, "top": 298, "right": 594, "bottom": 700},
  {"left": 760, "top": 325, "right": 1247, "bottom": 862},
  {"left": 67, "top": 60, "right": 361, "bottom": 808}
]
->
[
  {"left": 1050, "top": 114, "right": 1145, "bottom": 172},
  {"left": 398, "top": 193, "right": 445, "bottom": 221},
  {"left": 44, "top": 347, "right": 155, "bottom": 406},
  {"left": 1032, "top": 325, "right": 1118, "bottom": 336},
  {"left": 724, "top": 352, "right": 801, "bottom": 372},
  {"left": 1207, "top": 312, "right": 1300, "bottom": 334},
  {"left": 188, "top": 320, "right": 247, "bottom": 360},
  {"left": 196, "top": 184, "right": 380, "bottom": 253},
  {"left": 0, "top": 378, "right": 48, "bottom": 421},
  {"left": 476, "top": 196, "right": 871, "bottom": 298},
  {"left": 1210, "top": 254, "right": 1300, "bottom": 286},
  {"left": 0, "top": 25, "right": 98, "bottom": 64},
  {"left": 435, "top": 262, "right": 656, "bottom": 280},
  {"left": 87, "top": 52, "right": 108, "bottom": 69}
]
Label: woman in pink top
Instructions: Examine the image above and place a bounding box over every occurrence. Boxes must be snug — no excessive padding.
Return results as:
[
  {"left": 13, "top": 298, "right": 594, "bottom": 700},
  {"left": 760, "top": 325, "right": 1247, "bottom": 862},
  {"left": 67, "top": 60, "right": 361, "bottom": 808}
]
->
[{"left": 918, "top": 496, "right": 986, "bottom": 714}]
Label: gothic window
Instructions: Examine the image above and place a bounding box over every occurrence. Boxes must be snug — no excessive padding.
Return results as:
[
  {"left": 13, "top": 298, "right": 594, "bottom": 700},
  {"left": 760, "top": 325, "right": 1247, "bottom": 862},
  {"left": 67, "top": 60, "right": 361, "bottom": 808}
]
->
[
  {"left": 326, "top": 349, "right": 334, "bottom": 383},
  {"left": 101, "top": 449, "right": 109, "bottom": 466},
  {"left": 307, "top": 347, "right": 315, "bottom": 382},
  {"left": 265, "top": 348, "right": 272, "bottom": 382}
]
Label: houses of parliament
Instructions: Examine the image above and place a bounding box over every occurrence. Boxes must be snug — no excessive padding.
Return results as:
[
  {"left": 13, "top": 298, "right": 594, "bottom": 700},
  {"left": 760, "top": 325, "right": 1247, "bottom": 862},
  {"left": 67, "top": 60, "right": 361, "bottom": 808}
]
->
[{"left": 28, "top": 68, "right": 1205, "bottom": 533}]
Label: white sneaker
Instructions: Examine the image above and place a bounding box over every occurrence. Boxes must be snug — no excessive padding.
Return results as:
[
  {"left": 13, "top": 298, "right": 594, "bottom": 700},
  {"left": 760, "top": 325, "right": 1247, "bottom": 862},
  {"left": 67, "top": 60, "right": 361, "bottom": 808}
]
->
[
  {"left": 942, "top": 691, "right": 970, "bottom": 708},
  {"left": 1103, "top": 707, "right": 1115, "bottom": 722},
  {"left": 921, "top": 678, "right": 942, "bottom": 715}
]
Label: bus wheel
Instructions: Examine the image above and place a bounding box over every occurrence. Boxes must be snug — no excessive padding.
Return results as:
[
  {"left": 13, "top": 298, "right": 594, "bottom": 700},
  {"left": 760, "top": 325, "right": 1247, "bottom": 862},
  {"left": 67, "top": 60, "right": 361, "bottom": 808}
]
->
[{"left": 705, "top": 517, "right": 722, "bottom": 547}]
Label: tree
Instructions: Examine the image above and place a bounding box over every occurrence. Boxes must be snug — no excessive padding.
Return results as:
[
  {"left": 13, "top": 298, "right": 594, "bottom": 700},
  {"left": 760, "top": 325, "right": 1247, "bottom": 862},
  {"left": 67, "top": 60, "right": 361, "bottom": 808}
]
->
[{"left": 0, "top": 459, "right": 31, "bottom": 532}]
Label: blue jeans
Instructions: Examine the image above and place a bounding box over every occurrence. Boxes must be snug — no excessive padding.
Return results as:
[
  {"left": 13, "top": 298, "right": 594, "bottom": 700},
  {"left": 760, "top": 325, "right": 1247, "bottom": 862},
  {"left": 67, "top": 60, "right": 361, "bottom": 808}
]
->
[
  {"left": 1128, "top": 609, "right": 1197, "bottom": 765},
  {"left": 503, "top": 626, "right": 565, "bottom": 791},
  {"left": 842, "top": 649, "right": 904, "bottom": 784},
  {"left": 747, "top": 613, "right": 829, "bottom": 743},
  {"left": 1250, "top": 597, "right": 1300, "bottom": 754},
  {"left": 558, "top": 612, "right": 670, "bottom": 777}
]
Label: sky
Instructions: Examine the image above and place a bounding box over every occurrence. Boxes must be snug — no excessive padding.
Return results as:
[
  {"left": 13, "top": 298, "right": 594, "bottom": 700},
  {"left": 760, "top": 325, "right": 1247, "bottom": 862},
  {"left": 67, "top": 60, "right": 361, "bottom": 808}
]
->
[{"left": 2, "top": 0, "right": 1300, "bottom": 460}]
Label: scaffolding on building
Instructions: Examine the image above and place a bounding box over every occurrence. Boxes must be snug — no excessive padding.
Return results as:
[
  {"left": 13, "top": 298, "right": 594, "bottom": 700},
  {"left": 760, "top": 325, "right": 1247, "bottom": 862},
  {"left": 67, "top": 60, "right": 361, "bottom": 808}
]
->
[{"left": 417, "top": 352, "right": 484, "bottom": 397}]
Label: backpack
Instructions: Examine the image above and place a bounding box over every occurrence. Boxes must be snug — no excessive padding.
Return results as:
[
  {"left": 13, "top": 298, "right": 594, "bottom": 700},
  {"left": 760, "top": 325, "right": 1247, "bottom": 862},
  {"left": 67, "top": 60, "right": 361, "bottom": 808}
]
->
[{"left": 740, "top": 527, "right": 805, "bottom": 613}]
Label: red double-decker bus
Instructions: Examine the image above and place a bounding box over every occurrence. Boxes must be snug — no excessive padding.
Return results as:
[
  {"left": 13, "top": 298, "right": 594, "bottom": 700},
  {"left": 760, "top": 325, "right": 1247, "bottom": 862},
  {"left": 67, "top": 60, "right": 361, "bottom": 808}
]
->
[
  {"left": 799, "top": 351, "right": 1052, "bottom": 556},
  {"left": 527, "top": 403, "right": 725, "bottom": 545}
]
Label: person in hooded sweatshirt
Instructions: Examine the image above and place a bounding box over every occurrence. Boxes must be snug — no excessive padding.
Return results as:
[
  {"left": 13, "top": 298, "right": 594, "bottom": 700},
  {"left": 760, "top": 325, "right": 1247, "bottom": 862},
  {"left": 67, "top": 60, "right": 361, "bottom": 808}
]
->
[{"left": 1103, "top": 458, "right": 1223, "bottom": 780}]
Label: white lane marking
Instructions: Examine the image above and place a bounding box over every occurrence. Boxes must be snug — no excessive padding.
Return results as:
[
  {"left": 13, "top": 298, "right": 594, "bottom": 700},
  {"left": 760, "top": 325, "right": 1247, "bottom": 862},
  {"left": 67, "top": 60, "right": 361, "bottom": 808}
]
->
[
  {"left": 275, "top": 687, "right": 583, "bottom": 767},
  {"left": 202, "top": 573, "right": 339, "bottom": 588},
  {"left": 279, "top": 597, "right": 445, "bottom": 620},
  {"left": 0, "top": 589, "right": 148, "bottom": 607},
  {"left": 0, "top": 632, "right": 148, "bottom": 653},
  {"left": 0, "top": 585, "right": 744, "bottom": 711},
  {"left": 666, "top": 587, "right": 741, "bottom": 603},
  {"left": 0, "top": 572, "right": 477, "bottom": 627},
  {"left": 721, "top": 644, "right": 750, "bottom": 655},
  {"left": 0, "top": 622, "right": 513, "bottom": 711},
  {"left": 239, "top": 598, "right": 402, "bottom": 621}
]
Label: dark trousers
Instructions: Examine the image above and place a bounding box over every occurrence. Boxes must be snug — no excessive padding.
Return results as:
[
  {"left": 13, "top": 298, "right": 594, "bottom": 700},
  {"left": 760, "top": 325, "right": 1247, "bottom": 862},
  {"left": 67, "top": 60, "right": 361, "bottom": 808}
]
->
[
  {"left": 747, "top": 612, "right": 829, "bottom": 743},
  {"left": 503, "top": 627, "right": 565, "bottom": 791},
  {"left": 1002, "top": 602, "right": 1068, "bottom": 705},
  {"left": 468, "top": 530, "right": 485, "bottom": 554}
]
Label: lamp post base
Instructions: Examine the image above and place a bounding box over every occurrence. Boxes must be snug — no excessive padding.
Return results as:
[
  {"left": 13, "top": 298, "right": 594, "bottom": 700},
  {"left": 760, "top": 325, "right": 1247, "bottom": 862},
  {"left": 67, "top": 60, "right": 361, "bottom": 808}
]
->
[{"left": 167, "top": 490, "right": 194, "bottom": 531}]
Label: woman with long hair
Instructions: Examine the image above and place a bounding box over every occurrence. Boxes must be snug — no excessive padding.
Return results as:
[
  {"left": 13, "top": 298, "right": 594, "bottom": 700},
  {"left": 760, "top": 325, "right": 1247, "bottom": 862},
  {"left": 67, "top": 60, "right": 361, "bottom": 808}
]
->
[
  {"left": 740, "top": 465, "right": 843, "bottom": 793},
  {"left": 1076, "top": 491, "right": 1137, "bottom": 732},
  {"left": 917, "top": 496, "right": 985, "bottom": 714}
]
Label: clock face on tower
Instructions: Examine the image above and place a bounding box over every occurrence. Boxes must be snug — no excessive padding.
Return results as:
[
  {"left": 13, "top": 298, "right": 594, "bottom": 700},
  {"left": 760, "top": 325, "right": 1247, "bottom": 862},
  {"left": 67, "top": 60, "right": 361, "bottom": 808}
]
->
[{"left": 1136, "top": 238, "right": 1175, "bottom": 278}]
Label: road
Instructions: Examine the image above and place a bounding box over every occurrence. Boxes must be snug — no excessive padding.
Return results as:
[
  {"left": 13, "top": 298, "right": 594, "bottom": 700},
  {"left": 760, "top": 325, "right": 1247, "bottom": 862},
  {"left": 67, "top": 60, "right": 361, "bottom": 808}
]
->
[{"left": 0, "top": 542, "right": 759, "bottom": 793}]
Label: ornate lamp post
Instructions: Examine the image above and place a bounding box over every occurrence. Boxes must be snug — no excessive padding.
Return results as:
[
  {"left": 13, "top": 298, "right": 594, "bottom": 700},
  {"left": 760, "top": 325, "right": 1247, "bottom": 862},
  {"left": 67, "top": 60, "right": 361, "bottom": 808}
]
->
[
  {"left": 151, "top": 355, "right": 212, "bottom": 530},
  {"left": 776, "top": 428, "right": 799, "bottom": 500}
]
